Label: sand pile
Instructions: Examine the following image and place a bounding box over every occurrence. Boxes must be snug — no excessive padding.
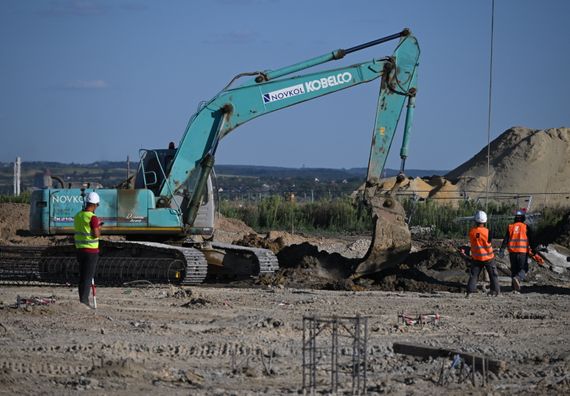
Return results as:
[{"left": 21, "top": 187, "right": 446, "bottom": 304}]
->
[
  {"left": 447, "top": 127, "right": 570, "bottom": 207},
  {"left": 0, "top": 203, "right": 30, "bottom": 242}
]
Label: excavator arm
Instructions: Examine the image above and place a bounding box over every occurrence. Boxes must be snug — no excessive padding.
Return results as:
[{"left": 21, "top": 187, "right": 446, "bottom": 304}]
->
[{"left": 159, "top": 30, "right": 419, "bottom": 233}]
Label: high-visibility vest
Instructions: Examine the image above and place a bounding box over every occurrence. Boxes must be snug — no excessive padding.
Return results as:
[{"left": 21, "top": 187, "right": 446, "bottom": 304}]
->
[
  {"left": 507, "top": 222, "right": 528, "bottom": 253},
  {"left": 74, "top": 211, "right": 99, "bottom": 249},
  {"left": 469, "top": 226, "right": 494, "bottom": 262}
]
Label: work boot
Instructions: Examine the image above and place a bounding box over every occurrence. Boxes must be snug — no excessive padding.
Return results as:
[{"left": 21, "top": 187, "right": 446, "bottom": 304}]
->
[{"left": 512, "top": 277, "right": 521, "bottom": 292}]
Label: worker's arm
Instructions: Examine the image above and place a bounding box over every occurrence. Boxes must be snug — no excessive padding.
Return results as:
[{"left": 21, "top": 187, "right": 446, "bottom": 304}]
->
[
  {"left": 90, "top": 216, "right": 102, "bottom": 239},
  {"left": 498, "top": 229, "right": 510, "bottom": 258}
]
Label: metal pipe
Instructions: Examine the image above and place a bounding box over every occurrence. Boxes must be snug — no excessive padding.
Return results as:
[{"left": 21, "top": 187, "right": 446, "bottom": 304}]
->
[
  {"left": 399, "top": 90, "right": 416, "bottom": 168},
  {"left": 345, "top": 29, "right": 409, "bottom": 54}
]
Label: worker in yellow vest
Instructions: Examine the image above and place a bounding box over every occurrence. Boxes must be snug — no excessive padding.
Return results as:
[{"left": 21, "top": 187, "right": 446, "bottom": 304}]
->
[
  {"left": 74, "top": 192, "right": 102, "bottom": 307},
  {"left": 466, "top": 210, "right": 500, "bottom": 297},
  {"left": 499, "top": 209, "right": 533, "bottom": 292}
]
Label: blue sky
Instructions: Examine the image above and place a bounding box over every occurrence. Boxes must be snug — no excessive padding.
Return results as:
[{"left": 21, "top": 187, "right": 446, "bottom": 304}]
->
[{"left": 0, "top": 0, "right": 568, "bottom": 171}]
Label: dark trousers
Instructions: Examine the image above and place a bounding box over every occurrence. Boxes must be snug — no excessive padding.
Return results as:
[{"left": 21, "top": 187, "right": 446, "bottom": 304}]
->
[
  {"left": 467, "top": 259, "right": 500, "bottom": 294},
  {"left": 76, "top": 251, "right": 98, "bottom": 304},
  {"left": 509, "top": 252, "right": 528, "bottom": 281}
]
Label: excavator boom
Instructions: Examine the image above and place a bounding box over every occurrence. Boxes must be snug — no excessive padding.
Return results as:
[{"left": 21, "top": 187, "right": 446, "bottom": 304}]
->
[{"left": 161, "top": 30, "right": 420, "bottom": 232}]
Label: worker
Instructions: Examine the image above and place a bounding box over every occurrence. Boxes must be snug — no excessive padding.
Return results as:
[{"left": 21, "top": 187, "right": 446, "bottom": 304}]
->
[
  {"left": 74, "top": 192, "right": 102, "bottom": 307},
  {"left": 499, "top": 209, "right": 532, "bottom": 292},
  {"left": 466, "top": 210, "right": 500, "bottom": 297}
]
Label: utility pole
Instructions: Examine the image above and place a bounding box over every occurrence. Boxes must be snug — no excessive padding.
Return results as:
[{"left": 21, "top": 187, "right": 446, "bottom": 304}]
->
[{"left": 13, "top": 157, "right": 21, "bottom": 196}]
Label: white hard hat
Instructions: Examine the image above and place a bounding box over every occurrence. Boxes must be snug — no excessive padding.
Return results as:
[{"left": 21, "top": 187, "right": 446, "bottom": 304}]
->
[
  {"left": 85, "top": 192, "right": 100, "bottom": 204},
  {"left": 474, "top": 210, "right": 487, "bottom": 223}
]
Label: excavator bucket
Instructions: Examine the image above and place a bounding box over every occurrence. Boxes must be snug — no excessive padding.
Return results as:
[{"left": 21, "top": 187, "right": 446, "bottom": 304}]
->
[{"left": 351, "top": 185, "right": 411, "bottom": 278}]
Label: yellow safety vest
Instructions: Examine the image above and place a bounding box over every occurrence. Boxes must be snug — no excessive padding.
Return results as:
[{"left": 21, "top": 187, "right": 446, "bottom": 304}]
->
[{"left": 74, "top": 211, "right": 99, "bottom": 249}]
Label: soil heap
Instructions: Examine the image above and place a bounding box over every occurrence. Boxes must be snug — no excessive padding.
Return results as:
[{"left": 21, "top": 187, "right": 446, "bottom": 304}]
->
[{"left": 446, "top": 126, "right": 570, "bottom": 207}]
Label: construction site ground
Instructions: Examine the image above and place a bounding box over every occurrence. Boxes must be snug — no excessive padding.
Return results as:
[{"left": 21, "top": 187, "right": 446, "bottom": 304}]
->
[
  {"left": 1, "top": 281, "right": 569, "bottom": 395},
  {"left": 1, "top": 203, "right": 570, "bottom": 394}
]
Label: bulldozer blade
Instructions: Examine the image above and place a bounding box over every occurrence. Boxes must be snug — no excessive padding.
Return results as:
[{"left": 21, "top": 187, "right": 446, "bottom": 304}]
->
[{"left": 351, "top": 194, "right": 411, "bottom": 278}]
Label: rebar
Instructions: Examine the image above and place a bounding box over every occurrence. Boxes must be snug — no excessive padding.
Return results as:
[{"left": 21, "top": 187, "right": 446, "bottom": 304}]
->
[{"left": 302, "top": 315, "right": 368, "bottom": 395}]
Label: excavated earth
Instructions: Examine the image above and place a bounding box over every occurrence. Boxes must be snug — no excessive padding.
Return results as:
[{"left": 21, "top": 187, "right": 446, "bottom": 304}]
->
[{"left": 1, "top": 203, "right": 570, "bottom": 395}]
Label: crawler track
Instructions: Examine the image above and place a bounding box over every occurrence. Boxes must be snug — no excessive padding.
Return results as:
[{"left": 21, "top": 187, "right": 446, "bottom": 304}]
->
[
  {"left": 0, "top": 240, "right": 279, "bottom": 285},
  {"left": 0, "top": 241, "right": 208, "bottom": 286}
]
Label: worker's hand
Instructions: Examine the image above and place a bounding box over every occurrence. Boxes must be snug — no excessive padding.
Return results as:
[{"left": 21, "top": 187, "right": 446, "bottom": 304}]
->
[{"left": 498, "top": 249, "right": 505, "bottom": 259}]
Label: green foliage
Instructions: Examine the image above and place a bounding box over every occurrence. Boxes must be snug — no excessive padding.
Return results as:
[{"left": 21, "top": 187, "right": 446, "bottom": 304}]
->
[
  {"left": 220, "top": 196, "right": 371, "bottom": 233},
  {"left": 404, "top": 198, "right": 517, "bottom": 238},
  {"left": 0, "top": 193, "right": 30, "bottom": 203},
  {"left": 221, "top": 194, "right": 565, "bottom": 239}
]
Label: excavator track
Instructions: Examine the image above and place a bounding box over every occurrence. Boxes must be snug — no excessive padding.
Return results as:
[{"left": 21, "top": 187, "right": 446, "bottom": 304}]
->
[
  {"left": 0, "top": 241, "right": 208, "bottom": 286},
  {"left": 0, "top": 246, "right": 45, "bottom": 284},
  {"left": 211, "top": 242, "right": 280, "bottom": 276}
]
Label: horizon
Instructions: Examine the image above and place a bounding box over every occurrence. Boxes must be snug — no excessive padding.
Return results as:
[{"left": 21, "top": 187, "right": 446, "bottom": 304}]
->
[{"left": 0, "top": 159, "right": 449, "bottom": 173}]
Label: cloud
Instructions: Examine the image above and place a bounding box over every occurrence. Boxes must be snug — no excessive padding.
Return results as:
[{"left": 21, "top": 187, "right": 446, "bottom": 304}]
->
[
  {"left": 63, "top": 80, "right": 110, "bottom": 89},
  {"left": 39, "top": 0, "right": 109, "bottom": 17}
]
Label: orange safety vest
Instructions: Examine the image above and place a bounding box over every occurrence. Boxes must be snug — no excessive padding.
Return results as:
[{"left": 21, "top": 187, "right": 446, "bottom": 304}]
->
[
  {"left": 507, "top": 222, "right": 529, "bottom": 254},
  {"left": 469, "top": 226, "right": 494, "bottom": 262}
]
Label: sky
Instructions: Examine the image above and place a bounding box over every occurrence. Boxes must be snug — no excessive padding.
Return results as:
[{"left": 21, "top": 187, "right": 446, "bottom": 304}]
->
[{"left": 0, "top": 0, "right": 568, "bottom": 171}]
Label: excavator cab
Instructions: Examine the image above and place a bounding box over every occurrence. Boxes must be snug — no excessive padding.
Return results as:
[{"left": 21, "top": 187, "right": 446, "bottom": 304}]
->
[{"left": 134, "top": 148, "right": 177, "bottom": 196}]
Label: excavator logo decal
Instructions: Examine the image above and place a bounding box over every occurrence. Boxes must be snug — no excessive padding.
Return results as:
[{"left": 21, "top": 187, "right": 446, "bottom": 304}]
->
[
  {"left": 262, "top": 72, "right": 353, "bottom": 104},
  {"left": 51, "top": 195, "right": 83, "bottom": 204},
  {"left": 263, "top": 84, "right": 305, "bottom": 103},
  {"left": 305, "top": 72, "right": 352, "bottom": 92}
]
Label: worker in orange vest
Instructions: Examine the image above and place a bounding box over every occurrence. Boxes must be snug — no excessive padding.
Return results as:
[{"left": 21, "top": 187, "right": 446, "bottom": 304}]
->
[
  {"left": 466, "top": 210, "right": 500, "bottom": 297},
  {"left": 499, "top": 209, "right": 533, "bottom": 292}
]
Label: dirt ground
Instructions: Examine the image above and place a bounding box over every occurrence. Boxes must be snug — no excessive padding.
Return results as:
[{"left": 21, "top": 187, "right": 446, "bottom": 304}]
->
[
  {"left": 2, "top": 204, "right": 570, "bottom": 394},
  {"left": 1, "top": 282, "right": 569, "bottom": 395}
]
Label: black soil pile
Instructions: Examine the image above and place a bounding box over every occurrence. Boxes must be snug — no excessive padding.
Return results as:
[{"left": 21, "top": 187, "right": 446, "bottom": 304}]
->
[
  {"left": 275, "top": 242, "right": 359, "bottom": 289},
  {"left": 369, "top": 240, "right": 468, "bottom": 293},
  {"left": 257, "top": 237, "right": 471, "bottom": 293}
]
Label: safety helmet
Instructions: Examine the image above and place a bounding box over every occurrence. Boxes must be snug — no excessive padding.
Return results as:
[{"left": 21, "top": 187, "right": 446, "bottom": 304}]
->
[
  {"left": 514, "top": 209, "right": 526, "bottom": 222},
  {"left": 85, "top": 192, "right": 100, "bottom": 205},
  {"left": 474, "top": 210, "right": 487, "bottom": 224}
]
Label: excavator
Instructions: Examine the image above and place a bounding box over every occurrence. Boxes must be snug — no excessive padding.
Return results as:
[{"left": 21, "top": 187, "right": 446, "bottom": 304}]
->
[{"left": 0, "top": 29, "right": 419, "bottom": 285}]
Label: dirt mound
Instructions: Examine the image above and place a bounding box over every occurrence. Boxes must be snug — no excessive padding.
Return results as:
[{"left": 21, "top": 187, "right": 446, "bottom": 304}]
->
[
  {"left": 0, "top": 203, "right": 70, "bottom": 246},
  {"left": 233, "top": 233, "right": 284, "bottom": 253},
  {"left": 215, "top": 215, "right": 255, "bottom": 234},
  {"left": 447, "top": 127, "right": 570, "bottom": 207},
  {"left": 213, "top": 215, "right": 257, "bottom": 244},
  {"left": 0, "top": 203, "right": 29, "bottom": 242},
  {"left": 369, "top": 239, "right": 468, "bottom": 292}
]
